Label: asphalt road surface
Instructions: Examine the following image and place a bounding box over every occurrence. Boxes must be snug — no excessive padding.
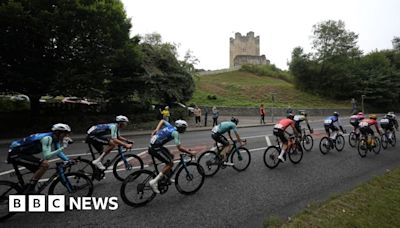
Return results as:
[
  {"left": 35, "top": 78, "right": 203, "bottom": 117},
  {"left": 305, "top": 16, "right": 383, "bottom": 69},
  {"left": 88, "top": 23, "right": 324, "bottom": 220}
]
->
[{"left": 1, "top": 121, "right": 399, "bottom": 228}]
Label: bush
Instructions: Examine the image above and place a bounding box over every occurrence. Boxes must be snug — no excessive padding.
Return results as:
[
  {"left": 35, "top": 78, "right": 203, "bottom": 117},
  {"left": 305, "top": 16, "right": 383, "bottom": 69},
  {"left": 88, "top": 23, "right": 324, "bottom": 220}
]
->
[
  {"left": 207, "top": 95, "right": 217, "bottom": 100},
  {"left": 240, "top": 64, "right": 294, "bottom": 83}
]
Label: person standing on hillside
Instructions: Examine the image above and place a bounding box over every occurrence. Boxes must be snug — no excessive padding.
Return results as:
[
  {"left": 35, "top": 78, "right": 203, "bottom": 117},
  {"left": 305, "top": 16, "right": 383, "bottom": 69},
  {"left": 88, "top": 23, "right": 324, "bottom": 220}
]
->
[
  {"left": 160, "top": 106, "right": 170, "bottom": 122},
  {"left": 212, "top": 106, "right": 219, "bottom": 126},
  {"left": 259, "top": 104, "right": 266, "bottom": 124},
  {"left": 194, "top": 106, "right": 202, "bottom": 127}
]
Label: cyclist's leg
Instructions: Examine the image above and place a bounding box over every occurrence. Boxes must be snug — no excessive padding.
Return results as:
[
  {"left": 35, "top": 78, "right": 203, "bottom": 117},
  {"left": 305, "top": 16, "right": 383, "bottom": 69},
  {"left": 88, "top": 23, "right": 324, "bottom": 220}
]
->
[
  {"left": 148, "top": 146, "right": 173, "bottom": 193},
  {"left": 211, "top": 133, "right": 230, "bottom": 160},
  {"left": 12, "top": 154, "right": 47, "bottom": 193},
  {"left": 369, "top": 128, "right": 376, "bottom": 146},
  {"left": 324, "top": 124, "right": 331, "bottom": 137},
  {"left": 90, "top": 135, "right": 113, "bottom": 169},
  {"left": 331, "top": 125, "right": 338, "bottom": 139},
  {"left": 274, "top": 129, "right": 288, "bottom": 161}
]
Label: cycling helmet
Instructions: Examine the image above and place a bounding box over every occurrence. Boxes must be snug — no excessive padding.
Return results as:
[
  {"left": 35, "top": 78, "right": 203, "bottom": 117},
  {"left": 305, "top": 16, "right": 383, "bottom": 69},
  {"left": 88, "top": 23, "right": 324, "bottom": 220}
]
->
[
  {"left": 333, "top": 112, "right": 339, "bottom": 117},
  {"left": 231, "top": 117, "right": 239, "bottom": 125},
  {"left": 358, "top": 112, "right": 364, "bottom": 116},
  {"left": 369, "top": 114, "right": 377, "bottom": 120},
  {"left": 287, "top": 113, "right": 294, "bottom": 120},
  {"left": 51, "top": 123, "right": 71, "bottom": 132},
  {"left": 116, "top": 115, "right": 129, "bottom": 123},
  {"left": 175, "top": 119, "right": 188, "bottom": 128},
  {"left": 388, "top": 111, "right": 395, "bottom": 115}
]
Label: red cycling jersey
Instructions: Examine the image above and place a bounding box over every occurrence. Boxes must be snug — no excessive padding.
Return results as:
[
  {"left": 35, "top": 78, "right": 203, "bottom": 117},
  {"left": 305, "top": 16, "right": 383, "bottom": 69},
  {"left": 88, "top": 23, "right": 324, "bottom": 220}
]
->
[
  {"left": 359, "top": 119, "right": 381, "bottom": 134},
  {"left": 274, "top": 118, "right": 295, "bottom": 131}
]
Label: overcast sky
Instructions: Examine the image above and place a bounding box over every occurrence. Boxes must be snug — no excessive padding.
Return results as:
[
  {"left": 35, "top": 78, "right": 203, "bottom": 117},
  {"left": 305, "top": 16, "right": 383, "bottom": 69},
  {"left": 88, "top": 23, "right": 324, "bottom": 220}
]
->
[{"left": 121, "top": 0, "right": 400, "bottom": 70}]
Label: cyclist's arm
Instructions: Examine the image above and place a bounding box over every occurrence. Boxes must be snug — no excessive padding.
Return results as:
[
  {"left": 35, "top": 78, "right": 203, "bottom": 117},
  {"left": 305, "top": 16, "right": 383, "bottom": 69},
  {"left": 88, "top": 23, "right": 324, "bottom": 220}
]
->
[
  {"left": 152, "top": 120, "right": 165, "bottom": 135},
  {"left": 173, "top": 131, "right": 193, "bottom": 155},
  {"left": 305, "top": 118, "right": 312, "bottom": 132},
  {"left": 41, "top": 137, "right": 69, "bottom": 161},
  {"left": 233, "top": 131, "right": 243, "bottom": 145},
  {"left": 290, "top": 123, "right": 299, "bottom": 135},
  {"left": 375, "top": 123, "right": 382, "bottom": 135},
  {"left": 337, "top": 119, "right": 345, "bottom": 132}
]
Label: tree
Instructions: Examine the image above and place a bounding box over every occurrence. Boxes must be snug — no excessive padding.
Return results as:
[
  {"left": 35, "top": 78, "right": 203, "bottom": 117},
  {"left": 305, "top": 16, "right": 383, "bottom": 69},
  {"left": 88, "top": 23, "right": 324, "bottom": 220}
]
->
[
  {"left": 0, "top": 0, "right": 135, "bottom": 115},
  {"left": 312, "top": 20, "right": 362, "bottom": 61},
  {"left": 393, "top": 36, "right": 400, "bottom": 51}
]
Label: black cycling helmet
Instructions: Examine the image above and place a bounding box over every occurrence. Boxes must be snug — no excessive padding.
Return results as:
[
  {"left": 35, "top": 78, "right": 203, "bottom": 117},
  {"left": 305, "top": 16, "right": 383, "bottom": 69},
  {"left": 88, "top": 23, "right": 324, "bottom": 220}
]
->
[
  {"left": 333, "top": 111, "right": 339, "bottom": 117},
  {"left": 287, "top": 113, "right": 294, "bottom": 120},
  {"left": 231, "top": 117, "right": 239, "bottom": 125}
]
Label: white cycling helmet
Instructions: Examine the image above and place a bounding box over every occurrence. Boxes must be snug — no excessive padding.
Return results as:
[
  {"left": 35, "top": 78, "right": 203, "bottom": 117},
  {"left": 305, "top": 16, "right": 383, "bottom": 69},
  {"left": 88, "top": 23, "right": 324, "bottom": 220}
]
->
[
  {"left": 175, "top": 120, "right": 188, "bottom": 128},
  {"left": 116, "top": 115, "right": 129, "bottom": 122},
  {"left": 51, "top": 123, "right": 71, "bottom": 132}
]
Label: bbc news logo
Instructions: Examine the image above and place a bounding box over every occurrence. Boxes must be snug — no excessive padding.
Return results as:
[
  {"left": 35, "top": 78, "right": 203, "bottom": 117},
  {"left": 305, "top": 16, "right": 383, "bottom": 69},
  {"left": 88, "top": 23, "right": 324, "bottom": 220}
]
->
[{"left": 9, "top": 195, "right": 119, "bottom": 212}]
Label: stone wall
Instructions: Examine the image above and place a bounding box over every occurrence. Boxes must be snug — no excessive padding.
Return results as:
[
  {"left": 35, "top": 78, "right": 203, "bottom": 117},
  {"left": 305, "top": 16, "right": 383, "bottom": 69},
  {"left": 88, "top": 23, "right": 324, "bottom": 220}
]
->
[
  {"left": 234, "top": 55, "right": 268, "bottom": 66},
  {"left": 199, "top": 106, "right": 351, "bottom": 117}
]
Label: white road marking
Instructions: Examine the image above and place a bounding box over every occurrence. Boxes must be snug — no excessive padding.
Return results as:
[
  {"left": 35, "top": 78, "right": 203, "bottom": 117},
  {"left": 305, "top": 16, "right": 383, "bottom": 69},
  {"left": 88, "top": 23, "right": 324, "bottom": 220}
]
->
[{"left": 265, "top": 136, "right": 272, "bottom": 147}]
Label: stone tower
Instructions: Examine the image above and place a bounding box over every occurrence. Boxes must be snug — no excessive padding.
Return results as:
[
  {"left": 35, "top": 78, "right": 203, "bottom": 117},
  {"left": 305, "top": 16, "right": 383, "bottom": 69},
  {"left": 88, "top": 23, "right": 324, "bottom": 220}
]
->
[{"left": 229, "top": 31, "right": 268, "bottom": 68}]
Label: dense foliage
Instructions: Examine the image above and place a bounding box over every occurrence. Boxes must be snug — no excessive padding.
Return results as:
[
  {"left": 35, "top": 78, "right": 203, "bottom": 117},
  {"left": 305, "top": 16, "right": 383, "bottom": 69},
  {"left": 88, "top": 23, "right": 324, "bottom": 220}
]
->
[
  {"left": 0, "top": 0, "right": 195, "bottom": 114},
  {"left": 289, "top": 20, "right": 400, "bottom": 111}
]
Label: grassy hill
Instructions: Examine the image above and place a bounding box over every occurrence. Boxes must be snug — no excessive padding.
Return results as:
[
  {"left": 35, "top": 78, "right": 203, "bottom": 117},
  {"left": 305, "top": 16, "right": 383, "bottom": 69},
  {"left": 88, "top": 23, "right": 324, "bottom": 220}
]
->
[{"left": 190, "top": 71, "right": 349, "bottom": 108}]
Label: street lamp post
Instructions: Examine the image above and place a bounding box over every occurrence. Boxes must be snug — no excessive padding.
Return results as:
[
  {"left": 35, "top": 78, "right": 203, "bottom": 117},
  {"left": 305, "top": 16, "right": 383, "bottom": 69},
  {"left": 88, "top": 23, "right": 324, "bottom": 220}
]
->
[{"left": 361, "top": 95, "right": 366, "bottom": 113}]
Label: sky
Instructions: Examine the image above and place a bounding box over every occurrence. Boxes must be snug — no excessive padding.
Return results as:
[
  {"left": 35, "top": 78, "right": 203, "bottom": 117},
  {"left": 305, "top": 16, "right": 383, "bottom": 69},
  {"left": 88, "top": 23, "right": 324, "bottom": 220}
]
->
[{"left": 121, "top": 0, "right": 400, "bottom": 70}]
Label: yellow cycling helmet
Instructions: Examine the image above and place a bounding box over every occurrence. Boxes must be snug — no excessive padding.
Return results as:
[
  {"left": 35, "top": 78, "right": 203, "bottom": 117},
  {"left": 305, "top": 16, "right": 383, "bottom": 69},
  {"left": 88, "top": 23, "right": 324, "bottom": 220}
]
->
[{"left": 369, "top": 114, "right": 377, "bottom": 120}]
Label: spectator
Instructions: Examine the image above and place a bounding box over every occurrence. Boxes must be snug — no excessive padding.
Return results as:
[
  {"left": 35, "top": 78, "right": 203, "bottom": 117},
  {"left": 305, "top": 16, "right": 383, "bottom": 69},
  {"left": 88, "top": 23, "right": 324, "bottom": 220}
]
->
[
  {"left": 212, "top": 106, "right": 219, "bottom": 126},
  {"left": 286, "top": 105, "right": 293, "bottom": 115},
  {"left": 259, "top": 104, "right": 266, "bottom": 124},
  {"left": 194, "top": 106, "right": 202, "bottom": 127},
  {"left": 204, "top": 107, "right": 209, "bottom": 127},
  {"left": 159, "top": 106, "right": 170, "bottom": 122}
]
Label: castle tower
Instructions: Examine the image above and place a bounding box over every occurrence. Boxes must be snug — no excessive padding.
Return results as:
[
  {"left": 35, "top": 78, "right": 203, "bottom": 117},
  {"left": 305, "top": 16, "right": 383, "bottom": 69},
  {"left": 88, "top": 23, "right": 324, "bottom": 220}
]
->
[{"left": 229, "top": 32, "right": 260, "bottom": 68}]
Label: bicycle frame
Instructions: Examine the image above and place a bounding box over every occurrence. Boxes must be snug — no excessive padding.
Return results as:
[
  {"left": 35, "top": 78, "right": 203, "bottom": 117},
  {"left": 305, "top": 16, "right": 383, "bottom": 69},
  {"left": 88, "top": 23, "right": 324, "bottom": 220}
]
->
[
  {"left": 10, "top": 162, "right": 73, "bottom": 193},
  {"left": 150, "top": 152, "right": 192, "bottom": 178},
  {"left": 88, "top": 143, "right": 131, "bottom": 169}
]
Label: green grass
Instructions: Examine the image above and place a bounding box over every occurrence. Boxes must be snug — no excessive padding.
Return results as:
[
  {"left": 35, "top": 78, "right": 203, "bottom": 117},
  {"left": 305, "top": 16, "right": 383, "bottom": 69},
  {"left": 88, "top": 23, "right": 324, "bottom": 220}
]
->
[
  {"left": 190, "top": 71, "right": 349, "bottom": 108},
  {"left": 264, "top": 167, "right": 400, "bottom": 227}
]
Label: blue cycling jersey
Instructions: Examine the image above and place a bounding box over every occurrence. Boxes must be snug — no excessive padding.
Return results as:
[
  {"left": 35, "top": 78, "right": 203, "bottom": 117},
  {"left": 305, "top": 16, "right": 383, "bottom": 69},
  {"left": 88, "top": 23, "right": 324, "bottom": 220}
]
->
[
  {"left": 87, "top": 123, "right": 118, "bottom": 139},
  {"left": 150, "top": 121, "right": 180, "bottom": 146}
]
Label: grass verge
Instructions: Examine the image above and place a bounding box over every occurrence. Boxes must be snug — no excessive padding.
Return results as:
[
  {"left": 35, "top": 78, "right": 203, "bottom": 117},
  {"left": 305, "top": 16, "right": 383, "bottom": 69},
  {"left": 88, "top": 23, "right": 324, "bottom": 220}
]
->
[{"left": 264, "top": 167, "right": 400, "bottom": 227}]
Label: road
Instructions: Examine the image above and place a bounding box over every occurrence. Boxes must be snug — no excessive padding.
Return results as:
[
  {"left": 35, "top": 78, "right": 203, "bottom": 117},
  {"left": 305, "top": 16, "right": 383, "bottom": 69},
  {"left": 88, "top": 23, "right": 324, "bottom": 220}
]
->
[{"left": 1, "top": 121, "right": 399, "bottom": 228}]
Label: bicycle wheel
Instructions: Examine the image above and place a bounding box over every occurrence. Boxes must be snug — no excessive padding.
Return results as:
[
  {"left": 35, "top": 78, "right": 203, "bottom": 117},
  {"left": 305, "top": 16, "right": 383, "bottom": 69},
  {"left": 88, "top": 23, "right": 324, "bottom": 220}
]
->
[
  {"left": 197, "top": 151, "right": 221, "bottom": 177},
  {"left": 113, "top": 154, "right": 144, "bottom": 181},
  {"left": 0, "top": 181, "right": 21, "bottom": 221},
  {"left": 175, "top": 162, "right": 205, "bottom": 195},
  {"left": 302, "top": 135, "right": 314, "bottom": 152},
  {"left": 263, "top": 146, "right": 280, "bottom": 169},
  {"left": 349, "top": 132, "right": 358, "bottom": 148},
  {"left": 230, "top": 147, "right": 251, "bottom": 172},
  {"left": 319, "top": 137, "right": 331, "bottom": 155},
  {"left": 381, "top": 134, "right": 389, "bottom": 149},
  {"left": 335, "top": 135, "right": 345, "bottom": 152},
  {"left": 358, "top": 139, "right": 368, "bottom": 158},
  {"left": 120, "top": 170, "right": 156, "bottom": 207},
  {"left": 289, "top": 141, "right": 303, "bottom": 164},
  {"left": 372, "top": 137, "right": 381, "bottom": 154},
  {"left": 48, "top": 172, "right": 93, "bottom": 197},
  {"left": 68, "top": 158, "right": 96, "bottom": 180}
]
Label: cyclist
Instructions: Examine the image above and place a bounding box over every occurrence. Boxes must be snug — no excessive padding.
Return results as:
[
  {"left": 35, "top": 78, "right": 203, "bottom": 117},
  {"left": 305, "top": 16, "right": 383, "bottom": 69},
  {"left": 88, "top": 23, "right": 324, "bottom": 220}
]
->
[
  {"left": 380, "top": 112, "right": 398, "bottom": 141},
  {"left": 294, "top": 110, "right": 313, "bottom": 136},
  {"left": 273, "top": 113, "right": 300, "bottom": 162},
  {"left": 349, "top": 111, "right": 365, "bottom": 135},
  {"left": 359, "top": 114, "right": 382, "bottom": 146},
  {"left": 86, "top": 115, "right": 133, "bottom": 170},
  {"left": 324, "top": 112, "right": 346, "bottom": 139},
  {"left": 148, "top": 119, "right": 194, "bottom": 194},
  {"left": 211, "top": 117, "right": 245, "bottom": 165},
  {"left": 7, "top": 123, "right": 73, "bottom": 193}
]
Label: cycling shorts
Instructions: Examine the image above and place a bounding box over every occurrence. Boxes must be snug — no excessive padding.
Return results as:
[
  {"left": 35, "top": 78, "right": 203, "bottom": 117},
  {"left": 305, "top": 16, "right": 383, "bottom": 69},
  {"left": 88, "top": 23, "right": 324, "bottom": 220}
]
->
[
  {"left": 148, "top": 145, "right": 173, "bottom": 164},
  {"left": 360, "top": 126, "right": 374, "bottom": 136},
  {"left": 211, "top": 132, "right": 229, "bottom": 147},
  {"left": 273, "top": 128, "right": 288, "bottom": 144},
  {"left": 8, "top": 153, "right": 43, "bottom": 173},
  {"left": 86, "top": 135, "right": 110, "bottom": 153}
]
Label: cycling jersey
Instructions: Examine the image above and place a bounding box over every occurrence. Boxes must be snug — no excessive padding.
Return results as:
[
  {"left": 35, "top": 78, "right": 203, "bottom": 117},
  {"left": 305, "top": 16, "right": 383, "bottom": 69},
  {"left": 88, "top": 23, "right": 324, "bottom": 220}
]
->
[
  {"left": 359, "top": 119, "right": 381, "bottom": 135},
  {"left": 87, "top": 123, "right": 118, "bottom": 139},
  {"left": 274, "top": 118, "right": 295, "bottom": 131},
  {"left": 350, "top": 114, "right": 364, "bottom": 127},
  {"left": 212, "top": 121, "right": 237, "bottom": 134},
  {"left": 294, "top": 115, "right": 306, "bottom": 123},
  {"left": 150, "top": 120, "right": 180, "bottom": 146}
]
